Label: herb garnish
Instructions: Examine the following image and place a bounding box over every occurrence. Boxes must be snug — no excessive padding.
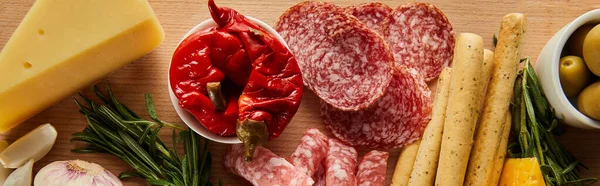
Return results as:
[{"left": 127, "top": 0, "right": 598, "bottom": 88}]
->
[
  {"left": 71, "top": 85, "right": 218, "bottom": 186},
  {"left": 510, "top": 58, "right": 597, "bottom": 186}
]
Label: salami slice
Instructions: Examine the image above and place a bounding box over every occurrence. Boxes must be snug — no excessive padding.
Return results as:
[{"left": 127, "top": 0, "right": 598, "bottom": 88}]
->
[
  {"left": 224, "top": 144, "right": 314, "bottom": 186},
  {"left": 383, "top": 3, "right": 454, "bottom": 82},
  {"left": 313, "top": 163, "right": 326, "bottom": 186},
  {"left": 357, "top": 150, "right": 390, "bottom": 186},
  {"left": 322, "top": 66, "right": 432, "bottom": 149},
  {"left": 275, "top": 1, "right": 394, "bottom": 111},
  {"left": 325, "top": 138, "right": 358, "bottom": 186},
  {"left": 290, "top": 128, "right": 329, "bottom": 177},
  {"left": 344, "top": 2, "right": 392, "bottom": 34}
]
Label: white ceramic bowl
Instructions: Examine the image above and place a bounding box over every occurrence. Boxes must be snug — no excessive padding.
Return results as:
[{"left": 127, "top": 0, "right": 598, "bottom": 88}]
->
[
  {"left": 168, "top": 16, "right": 289, "bottom": 143},
  {"left": 535, "top": 9, "right": 600, "bottom": 129}
]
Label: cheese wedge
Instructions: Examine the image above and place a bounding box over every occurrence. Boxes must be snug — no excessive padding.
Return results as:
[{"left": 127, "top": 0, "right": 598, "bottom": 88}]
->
[{"left": 0, "top": 0, "right": 165, "bottom": 132}]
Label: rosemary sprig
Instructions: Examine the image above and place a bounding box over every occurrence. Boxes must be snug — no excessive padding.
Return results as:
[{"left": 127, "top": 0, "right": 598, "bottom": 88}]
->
[
  {"left": 510, "top": 58, "right": 597, "bottom": 186},
  {"left": 71, "top": 84, "right": 219, "bottom": 186}
]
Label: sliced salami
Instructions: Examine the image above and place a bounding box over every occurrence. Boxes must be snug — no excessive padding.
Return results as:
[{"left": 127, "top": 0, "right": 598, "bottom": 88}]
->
[
  {"left": 322, "top": 66, "right": 432, "bottom": 149},
  {"left": 344, "top": 2, "right": 392, "bottom": 34},
  {"left": 313, "top": 163, "right": 326, "bottom": 186},
  {"left": 290, "top": 128, "right": 329, "bottom": 177},
  {"left": 325, "top": 138, "right": 358, "bottom": 186},
  {"left": 275, "top": 1, "right": 394, "bottom": 111},
  {"left": 383, "top": 3, "right": 454, "bottom": 82},
  {"left": 357, "top": 150, "right": 390, "bottom": 186},
  {"left": 224, "top": 144, "right": 314, "bottom": 186}
]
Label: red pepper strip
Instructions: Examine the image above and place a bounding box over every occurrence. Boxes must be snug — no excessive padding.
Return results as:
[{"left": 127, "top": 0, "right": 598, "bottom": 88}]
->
[
  {"left": 208, "top": 0, "right": 303, "bottom": 161},
  {"left": 208, "top": 0, "right": 269, "bottom": 62},
  {"left": 239, "top": 52, "right": 303, "bottom": 140}
]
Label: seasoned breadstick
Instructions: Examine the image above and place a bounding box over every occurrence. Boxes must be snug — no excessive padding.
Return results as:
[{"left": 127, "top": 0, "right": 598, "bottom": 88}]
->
[
  {"left": 435, "top": 33, "right": 485, "bottom": 186},
  {"left": 465, "top": 13, "right": 526, "bottom": 186},
  {"left": 480, "top": 49, "right": 496, "bottom": 95},
  {"left": 488, "top": 112, "right": 512, "bottom": 186},
  {"left": 407, "top": 68, "right": 452, "bottom": 186},
  {"left": 391, "top": 140, "right": 420, "bottom": 186}
]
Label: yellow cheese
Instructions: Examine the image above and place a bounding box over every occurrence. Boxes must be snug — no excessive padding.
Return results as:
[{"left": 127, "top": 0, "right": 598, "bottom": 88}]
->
[
  {"left": 499, "top": 158, "right": 546, "bottom": 186},
  {"left": 0, "top": 0, "right": 164, "bottom": 132}
]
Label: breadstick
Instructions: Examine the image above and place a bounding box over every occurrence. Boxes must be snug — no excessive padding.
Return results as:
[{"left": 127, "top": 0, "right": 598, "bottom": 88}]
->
[
  {"left": 481, "top": 49, "right": 495, "bottom": 94},
  {"left": 435, "top": 33, "right": 485, "bottom": 186},
  {"left": 465, "top": 13, "right": 526, "bottom": 186},
  {"left": 391, "top": 140, "right": 420, "bottom": 186},
  {"left": 407, "top": 68, "right": 452, "bottom": 186},
  {"left": 488, "top": 112, "right": 512, "bottom": 186}
]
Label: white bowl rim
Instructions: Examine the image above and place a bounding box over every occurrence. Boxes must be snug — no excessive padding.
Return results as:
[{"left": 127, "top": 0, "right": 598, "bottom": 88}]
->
[
  {"left": 549, "top": 9, "right": 600, "bottom": 128},
  {"left": 167, "top": 16, "right": 288, "bottom": 143}
]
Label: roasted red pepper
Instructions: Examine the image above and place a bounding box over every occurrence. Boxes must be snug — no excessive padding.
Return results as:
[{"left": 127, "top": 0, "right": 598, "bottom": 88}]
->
[{"left": 170, "top": 0, "right": 303, "bottom": 161}]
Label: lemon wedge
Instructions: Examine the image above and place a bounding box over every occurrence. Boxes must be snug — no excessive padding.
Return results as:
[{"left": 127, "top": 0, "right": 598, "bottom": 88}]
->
[
  {"left": 499, "top": 158, "right": 545, "bottom": 186},
  {"left": 4, "top": 159, "right": 32, "bottom": 186},
  {"left": 0, "top": 124, "right": 57, "bottom": 168},
  {"left": 0, "top": 140, "right": 12, "bottom": 186}
]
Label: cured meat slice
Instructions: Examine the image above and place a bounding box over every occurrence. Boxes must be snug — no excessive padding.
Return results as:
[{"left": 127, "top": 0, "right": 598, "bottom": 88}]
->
[
  {"left": 325, "top": 138, "right": 358, "bottom": 186},
  {"left": 383, "top": 3, "right": 454, "bottom": 82},
  {"left": 322, "top": 66, "right": 432, "bottom": 149},
  {"left": 357, "top": 150, "right": 390, "bottom": 186},
  {"left": 290, "top": 128, "right": 329, "bottom": 177},
  {"left": 224, "top": 144, "right": 314, "bottom": 186},
  {"left": 344, "top": 2, "right": 392, "bottom": 34},
  {"left": 313, "top": 163, "right": 326, "bottom": 186},
  {"left": 275, "top": 1, "right": 394, "bottom": 111}
]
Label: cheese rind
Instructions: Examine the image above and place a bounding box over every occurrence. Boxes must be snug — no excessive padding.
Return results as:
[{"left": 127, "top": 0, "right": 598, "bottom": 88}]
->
[{"left": 0, "top": 0, "right": 165, "bottom": 132}]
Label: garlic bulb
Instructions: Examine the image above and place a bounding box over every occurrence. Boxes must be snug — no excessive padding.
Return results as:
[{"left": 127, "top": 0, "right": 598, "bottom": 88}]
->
[{"left": 34, "top": 160, "right": 123, "bottom": 186}]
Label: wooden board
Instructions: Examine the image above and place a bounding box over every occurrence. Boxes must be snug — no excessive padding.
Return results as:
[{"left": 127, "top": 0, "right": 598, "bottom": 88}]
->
[{"left": 1, "top": 0, "right": 600, "bottom": 185}]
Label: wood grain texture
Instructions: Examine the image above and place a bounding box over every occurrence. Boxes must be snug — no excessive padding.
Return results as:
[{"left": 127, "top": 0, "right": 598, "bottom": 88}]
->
[{"left": 1, "top": 0, "right": 600, "bottom": 185}]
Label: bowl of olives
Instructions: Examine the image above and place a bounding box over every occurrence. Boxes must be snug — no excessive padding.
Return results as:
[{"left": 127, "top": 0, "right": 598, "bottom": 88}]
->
[{"left": 536, "top": 9, "right": 600, "bottom": 129}]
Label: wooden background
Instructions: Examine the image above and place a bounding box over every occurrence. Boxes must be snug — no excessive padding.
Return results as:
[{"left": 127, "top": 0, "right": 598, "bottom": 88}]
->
[{"left": 2, "top": 0, "right": 600, "bottom": 185}]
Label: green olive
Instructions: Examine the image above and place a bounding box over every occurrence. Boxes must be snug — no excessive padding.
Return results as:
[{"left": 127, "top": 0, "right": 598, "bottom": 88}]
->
[
  {"left": 559, "top": 56, "right": 592, "bottom": 97},
  {"left": 583, "top": 24, "right": 600, "bottom": 76},
  {"left": 567, "top": 24, "right": 594, "bottom": 57},
  {"left": 577, "top": 81, "right": 600, "bottom": 120}
]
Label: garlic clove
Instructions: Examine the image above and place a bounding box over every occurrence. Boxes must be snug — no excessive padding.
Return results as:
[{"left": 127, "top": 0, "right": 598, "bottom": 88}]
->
[
  {"left": 4, "top": 159, "right": 33, "bottom": 186},
  {"left": 0, "top": 124, "right": 57, "bottom": 168},
  {"left": 34, "top": 160, "right": 123, "bottom": 186},
  {"left": 0, "top": 140, "right": 13, "bottom": 186}
]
